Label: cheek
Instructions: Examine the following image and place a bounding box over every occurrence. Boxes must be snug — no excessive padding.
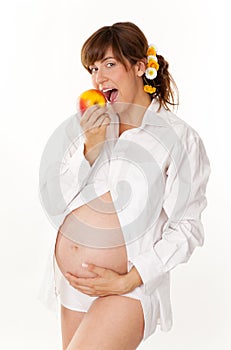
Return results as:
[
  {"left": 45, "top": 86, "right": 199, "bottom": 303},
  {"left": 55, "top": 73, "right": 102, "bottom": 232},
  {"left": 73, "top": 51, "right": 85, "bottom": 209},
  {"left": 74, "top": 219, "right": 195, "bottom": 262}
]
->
[{"left": 91, "top": 80, "right": 97, "bottom": 88}]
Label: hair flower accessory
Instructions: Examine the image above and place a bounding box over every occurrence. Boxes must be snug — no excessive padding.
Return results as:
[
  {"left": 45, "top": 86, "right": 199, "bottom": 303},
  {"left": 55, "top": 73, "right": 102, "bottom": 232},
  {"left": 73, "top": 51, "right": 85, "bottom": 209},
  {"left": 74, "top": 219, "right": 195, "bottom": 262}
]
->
[
  {"left": 147, "top": 43, "right": 158, "bottom": 56},
  {"left": 147, "top": 55, "right": 158, "bottom": 62},
  {"left": 147, "top": 57, "right": 159, "bottom": 71},
  {"left": 144, "top": 85, "right": 156, "bottom": 94},
  {"left": 144, "top": 44, "right": 159, "bottom": 94},
  {"left": 145, "top": 67, "right": 157, "bottom": 80},
  {"left": 145, "top": 44, "right": 159, "bottom": 81}
]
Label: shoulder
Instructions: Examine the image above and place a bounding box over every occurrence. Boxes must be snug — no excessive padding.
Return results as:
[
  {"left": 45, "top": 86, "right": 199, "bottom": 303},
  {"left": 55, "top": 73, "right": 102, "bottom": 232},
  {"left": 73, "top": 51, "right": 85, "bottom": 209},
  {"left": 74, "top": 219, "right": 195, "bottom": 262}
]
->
[
  {"left": 147, "top": 101, "right": 207, "bottom": 160},
  {"left": 155, "top": 105, "right": 203, "bottom": 146}
]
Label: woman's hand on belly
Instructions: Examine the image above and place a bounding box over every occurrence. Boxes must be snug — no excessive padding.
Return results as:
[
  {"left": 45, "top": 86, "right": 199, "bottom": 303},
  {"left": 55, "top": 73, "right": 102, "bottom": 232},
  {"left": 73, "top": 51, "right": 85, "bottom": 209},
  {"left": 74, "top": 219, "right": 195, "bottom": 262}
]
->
[{"left": 65, "top": 262, "right": 143, "bottom": 297}]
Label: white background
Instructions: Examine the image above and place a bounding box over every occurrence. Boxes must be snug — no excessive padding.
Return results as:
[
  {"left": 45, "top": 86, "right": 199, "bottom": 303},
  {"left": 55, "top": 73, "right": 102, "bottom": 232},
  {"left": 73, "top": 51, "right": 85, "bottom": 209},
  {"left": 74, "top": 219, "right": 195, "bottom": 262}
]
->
[{"left": 0, "top": 0, "right": 230, "bottom": 349}]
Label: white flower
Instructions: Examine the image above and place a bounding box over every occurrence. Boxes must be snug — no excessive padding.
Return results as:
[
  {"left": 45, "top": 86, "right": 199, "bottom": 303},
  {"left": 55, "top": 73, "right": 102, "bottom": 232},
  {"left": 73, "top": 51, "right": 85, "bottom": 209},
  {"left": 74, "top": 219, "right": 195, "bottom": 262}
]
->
[
  {"left": 147, "top": 55, "right": 158, "bottom": 62},
  {"left": 145, "top": 67, "right": 157, "bottom": 80}
]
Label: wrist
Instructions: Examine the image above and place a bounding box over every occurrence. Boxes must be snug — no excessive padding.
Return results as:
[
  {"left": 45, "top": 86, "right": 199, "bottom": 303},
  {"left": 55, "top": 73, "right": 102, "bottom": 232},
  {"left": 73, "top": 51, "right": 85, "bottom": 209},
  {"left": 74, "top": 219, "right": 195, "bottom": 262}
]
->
[
  {"left": 84, "top": 140, "right": 101, "bottom": 154},
  {"left": 122, "top": 267, "right": 143, "bottom": 293},
  {"left": 84, "top": 142, "right": 101, "bottom": 166}
]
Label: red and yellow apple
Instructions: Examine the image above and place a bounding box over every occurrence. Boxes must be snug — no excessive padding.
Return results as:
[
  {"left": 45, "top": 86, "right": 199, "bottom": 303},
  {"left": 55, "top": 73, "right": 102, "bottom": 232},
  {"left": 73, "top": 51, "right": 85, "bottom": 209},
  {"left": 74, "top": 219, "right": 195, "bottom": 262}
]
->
[{"left": 78, "top": 89, "right": 106, "bottom": 114}]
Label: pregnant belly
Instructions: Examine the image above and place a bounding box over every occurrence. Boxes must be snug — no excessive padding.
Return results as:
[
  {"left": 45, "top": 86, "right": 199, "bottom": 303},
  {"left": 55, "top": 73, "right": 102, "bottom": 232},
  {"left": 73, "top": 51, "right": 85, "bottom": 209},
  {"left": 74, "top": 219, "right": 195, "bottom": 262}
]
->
[{"left": 55, "top": 191, "right": 128, "bottom": 278}]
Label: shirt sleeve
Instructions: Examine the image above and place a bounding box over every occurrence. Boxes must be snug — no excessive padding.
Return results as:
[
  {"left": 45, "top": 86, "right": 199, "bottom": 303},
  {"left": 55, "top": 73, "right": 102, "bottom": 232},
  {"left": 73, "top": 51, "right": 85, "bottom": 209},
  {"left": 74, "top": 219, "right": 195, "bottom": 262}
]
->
[
  {"left": 39, "top": 114, "right": 97, "bottom": 216},
  {"left": 129, "top": 128, "right": 211, "bottom": 295},
  {"left": 59, "top": 136, "right": 99, "bottom": 207}
]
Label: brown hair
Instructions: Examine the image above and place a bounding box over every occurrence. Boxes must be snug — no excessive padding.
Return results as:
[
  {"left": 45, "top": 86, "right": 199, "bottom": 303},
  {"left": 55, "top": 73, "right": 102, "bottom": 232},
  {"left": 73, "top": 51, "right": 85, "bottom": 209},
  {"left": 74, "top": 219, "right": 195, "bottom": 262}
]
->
[{"left": 81, "top": 22, "right": 179, "bottom": 111}]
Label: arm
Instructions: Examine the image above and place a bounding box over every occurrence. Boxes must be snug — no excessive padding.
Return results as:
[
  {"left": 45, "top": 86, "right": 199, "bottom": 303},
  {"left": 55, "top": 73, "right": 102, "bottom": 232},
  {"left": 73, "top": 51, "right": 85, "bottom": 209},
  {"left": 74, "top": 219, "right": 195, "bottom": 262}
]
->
[
  {"left": 39, "top": 114, "right": 97, "bottom": 216},
  {"left": 59, "top": 106, "right": 111, "bottom": 208},
  {"left": 129, "top": 130, "right": 211, "bottom": 295},
  {"left": 39, "top": 107, "right": 111, "bottom": 217},
  {"left": 58, "top": 136, "right": 99, "bottom": 208}
]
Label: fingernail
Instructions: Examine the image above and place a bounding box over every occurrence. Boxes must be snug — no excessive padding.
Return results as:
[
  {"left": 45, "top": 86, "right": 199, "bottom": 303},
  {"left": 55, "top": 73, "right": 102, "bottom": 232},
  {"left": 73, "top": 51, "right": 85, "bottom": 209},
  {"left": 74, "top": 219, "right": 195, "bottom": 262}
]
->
[{"left": 82, "top": 263, "right": 88, "bottom": 268}]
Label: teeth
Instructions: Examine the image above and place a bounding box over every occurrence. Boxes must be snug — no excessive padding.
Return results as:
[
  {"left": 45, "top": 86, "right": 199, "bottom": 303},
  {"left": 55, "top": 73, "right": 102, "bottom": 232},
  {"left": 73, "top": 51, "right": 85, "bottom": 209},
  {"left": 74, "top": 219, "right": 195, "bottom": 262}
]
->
[{"left": 102, "top": 88, "right": 113, "bottom": 92}]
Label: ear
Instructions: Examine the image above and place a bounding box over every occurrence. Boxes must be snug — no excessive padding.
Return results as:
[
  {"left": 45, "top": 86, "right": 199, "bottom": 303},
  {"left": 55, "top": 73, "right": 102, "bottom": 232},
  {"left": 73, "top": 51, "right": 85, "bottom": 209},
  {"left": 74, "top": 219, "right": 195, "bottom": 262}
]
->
[{"left": 136, "top": 59, "right": 146, "bottom": 77}]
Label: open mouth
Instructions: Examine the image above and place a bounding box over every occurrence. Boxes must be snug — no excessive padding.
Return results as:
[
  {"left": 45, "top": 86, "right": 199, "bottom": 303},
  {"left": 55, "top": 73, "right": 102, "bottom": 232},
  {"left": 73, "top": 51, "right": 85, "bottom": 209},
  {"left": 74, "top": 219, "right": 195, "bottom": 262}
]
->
[{"left": 102, "top": 89, "right": 118, "bottom": 103}]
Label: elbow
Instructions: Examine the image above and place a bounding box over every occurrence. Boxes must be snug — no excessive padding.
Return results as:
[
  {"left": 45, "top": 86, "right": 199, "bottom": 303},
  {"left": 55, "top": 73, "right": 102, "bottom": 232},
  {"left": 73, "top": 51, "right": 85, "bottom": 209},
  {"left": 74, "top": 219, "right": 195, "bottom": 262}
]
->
[{"left": 180, "top": 221, "right": 205, "bottom": 263}]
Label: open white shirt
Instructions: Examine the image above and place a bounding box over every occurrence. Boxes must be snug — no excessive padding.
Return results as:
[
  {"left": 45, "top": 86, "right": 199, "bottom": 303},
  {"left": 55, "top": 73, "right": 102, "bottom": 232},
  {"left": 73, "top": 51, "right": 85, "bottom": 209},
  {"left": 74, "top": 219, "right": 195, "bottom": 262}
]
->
[{"left": 38, "top": 100, "right": 211, "bottom": 336}]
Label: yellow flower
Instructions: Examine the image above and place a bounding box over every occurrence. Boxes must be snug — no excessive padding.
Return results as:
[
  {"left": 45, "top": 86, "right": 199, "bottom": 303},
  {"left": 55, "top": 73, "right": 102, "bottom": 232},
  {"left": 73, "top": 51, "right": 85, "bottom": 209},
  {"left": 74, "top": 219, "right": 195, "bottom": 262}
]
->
[
  {"left": 147, "top": 58, "right": 159, "bottom": 71},
  {"left": 144, "top": 85, "right": 156, "bottom": 94},
  {"left": 147, "top": 46, "right": 156, "bottom": 56}
]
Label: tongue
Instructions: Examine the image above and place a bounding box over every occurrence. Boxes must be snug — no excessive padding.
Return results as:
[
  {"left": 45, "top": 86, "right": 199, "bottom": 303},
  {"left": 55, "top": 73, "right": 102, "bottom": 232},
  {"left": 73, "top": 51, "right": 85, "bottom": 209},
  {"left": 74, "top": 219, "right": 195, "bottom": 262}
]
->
[{"left": 110, "top": 89, "right": 118, "bottom": 103}]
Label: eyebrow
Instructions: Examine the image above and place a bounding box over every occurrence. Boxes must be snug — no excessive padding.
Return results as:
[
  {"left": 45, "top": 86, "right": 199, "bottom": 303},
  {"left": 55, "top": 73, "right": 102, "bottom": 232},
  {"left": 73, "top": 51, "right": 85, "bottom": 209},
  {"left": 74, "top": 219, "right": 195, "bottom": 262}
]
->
[
  {"left": 101, "top": 56, "right": 115, "bottom": 63},
  {"left": 89, "top": 56, "right": 115, "bottom": 68}
]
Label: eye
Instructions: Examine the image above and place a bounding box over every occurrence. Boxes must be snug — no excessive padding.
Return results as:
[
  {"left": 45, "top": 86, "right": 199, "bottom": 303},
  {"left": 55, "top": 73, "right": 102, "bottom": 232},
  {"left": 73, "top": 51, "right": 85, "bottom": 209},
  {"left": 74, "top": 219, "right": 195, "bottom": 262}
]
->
[
  {"left": 106, "top": 62, "right": 115, "bottom": 68},
  {"left": 89, "top": 66, "right": 98, "bottom": 74}
]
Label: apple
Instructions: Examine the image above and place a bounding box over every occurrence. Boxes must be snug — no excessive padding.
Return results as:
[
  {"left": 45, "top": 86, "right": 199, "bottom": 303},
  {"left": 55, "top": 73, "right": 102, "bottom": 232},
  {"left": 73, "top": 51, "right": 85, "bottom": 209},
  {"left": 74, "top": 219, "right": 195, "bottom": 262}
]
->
[{"left": 78, "top": 89, "right": 106, "bottom": 114}]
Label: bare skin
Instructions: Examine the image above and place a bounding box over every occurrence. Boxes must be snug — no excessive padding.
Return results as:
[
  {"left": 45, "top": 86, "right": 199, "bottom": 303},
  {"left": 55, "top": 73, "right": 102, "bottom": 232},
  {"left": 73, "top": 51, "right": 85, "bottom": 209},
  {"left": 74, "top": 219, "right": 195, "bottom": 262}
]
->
[
  {"left": 65, "top": 296, "right": 144, "bottom": 350},
  {"left": 61, "top": 307, "right": 85, "bottom": 349},
  {"left": 55, "top": 192, "right": 128, "bottom": 281}
]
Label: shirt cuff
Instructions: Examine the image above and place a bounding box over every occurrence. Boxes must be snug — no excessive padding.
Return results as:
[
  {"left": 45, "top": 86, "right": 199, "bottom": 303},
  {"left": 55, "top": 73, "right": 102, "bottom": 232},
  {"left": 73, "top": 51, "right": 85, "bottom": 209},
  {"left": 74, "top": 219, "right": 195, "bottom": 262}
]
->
[{"left": 129, "top": 248, "right": 165, "bottom": 295}]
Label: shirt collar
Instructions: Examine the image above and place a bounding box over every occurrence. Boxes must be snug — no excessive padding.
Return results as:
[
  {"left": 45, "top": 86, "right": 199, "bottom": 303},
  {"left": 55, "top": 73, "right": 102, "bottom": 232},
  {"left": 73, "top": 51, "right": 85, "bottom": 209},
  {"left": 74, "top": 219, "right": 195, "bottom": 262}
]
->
[{"left": 140, "top": 99, "right": 171, "bottom": 128}]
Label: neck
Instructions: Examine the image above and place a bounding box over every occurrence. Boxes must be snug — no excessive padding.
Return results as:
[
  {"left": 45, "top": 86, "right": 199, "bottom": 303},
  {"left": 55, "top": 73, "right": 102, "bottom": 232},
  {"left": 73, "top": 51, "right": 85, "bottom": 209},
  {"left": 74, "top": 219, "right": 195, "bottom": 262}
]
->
[{"left": 119, "top": 95, "right": 152, "bottom": 128}]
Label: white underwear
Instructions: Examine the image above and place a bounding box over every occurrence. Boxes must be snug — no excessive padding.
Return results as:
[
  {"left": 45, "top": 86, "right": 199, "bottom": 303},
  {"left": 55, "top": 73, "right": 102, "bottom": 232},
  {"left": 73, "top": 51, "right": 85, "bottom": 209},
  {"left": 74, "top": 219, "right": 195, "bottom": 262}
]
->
[
  {"left": 54, "top": 256, "right": 98, "bottom": 311},
  {"left": 53, "top": 256, "right": 159, "bottom": 341}
]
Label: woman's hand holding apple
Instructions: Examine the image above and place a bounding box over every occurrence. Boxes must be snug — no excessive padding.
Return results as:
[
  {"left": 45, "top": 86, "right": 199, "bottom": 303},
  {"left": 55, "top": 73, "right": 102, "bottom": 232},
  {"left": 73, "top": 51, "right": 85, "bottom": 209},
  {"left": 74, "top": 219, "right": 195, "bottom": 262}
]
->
[{"left": 78, "top": 89, "right": 110, "bottom": 166}]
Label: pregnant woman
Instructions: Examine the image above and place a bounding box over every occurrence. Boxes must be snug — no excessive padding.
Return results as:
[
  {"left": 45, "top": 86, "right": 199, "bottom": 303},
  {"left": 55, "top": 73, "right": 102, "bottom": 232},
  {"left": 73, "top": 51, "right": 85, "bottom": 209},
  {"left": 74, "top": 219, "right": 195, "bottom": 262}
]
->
[{"left": 39, "top": 22, "right": 211, "bottom": 350}]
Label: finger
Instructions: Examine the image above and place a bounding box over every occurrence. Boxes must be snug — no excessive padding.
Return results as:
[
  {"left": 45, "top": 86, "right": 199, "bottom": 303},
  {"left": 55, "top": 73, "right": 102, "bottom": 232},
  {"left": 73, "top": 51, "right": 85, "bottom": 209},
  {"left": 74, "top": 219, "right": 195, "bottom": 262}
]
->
[
  {"left": 65, "top": 273, "right": 96, "bottom": 287},
  {"left": 84, "top": 263, "right": 107, "bottom": 276},
  {"left": 84, "top": 115, "right": 108, "bottom": 133},
  {"left": 101, "top": 115, "right": 111, "bottom": 127},
  {"left": 94, "top": 114, "right": 111, "bottom": 129},
  {"left": 72, "top": 286, "right": 97, "bottom": 296},
  {"left": 80, "top": 106, "right": 100, "bottom": 132},
  {"left": 81, "top": 105, "right": 108, "bottom": 128},
  {"left": 69, "top": 283, "right": 94, "bottom": 293},
  {"left": 86, "top": 113, "right": 110, "bottom": 133},
  {"left": 80, "top": 104, "right": 101, "bottom": 124}
]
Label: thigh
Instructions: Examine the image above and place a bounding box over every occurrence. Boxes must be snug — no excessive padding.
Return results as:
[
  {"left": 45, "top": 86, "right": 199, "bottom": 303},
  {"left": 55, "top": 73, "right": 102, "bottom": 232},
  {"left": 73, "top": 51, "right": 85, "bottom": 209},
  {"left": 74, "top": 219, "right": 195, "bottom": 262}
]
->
[
  {"left": 66, "top": 295, "right": 144, "bottom": 350},
  {"left": 61, "top": 305, "right": 86, "bottom": 350}
]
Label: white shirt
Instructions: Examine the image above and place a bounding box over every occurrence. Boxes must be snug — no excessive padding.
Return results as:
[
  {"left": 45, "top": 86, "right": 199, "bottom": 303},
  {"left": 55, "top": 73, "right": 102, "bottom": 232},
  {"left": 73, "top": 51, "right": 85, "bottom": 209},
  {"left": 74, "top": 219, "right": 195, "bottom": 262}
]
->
[{"left": 38, "top": 100, "right": 211, "bottom": 335}]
